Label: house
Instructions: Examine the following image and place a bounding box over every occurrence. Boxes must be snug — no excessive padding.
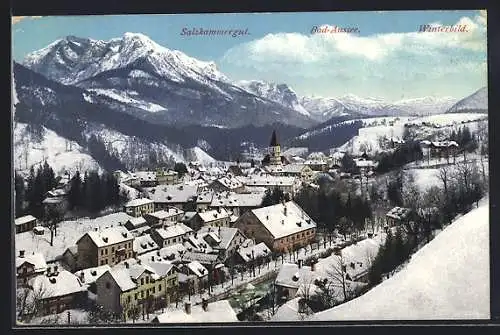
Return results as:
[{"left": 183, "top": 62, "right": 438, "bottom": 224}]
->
[
  {"left": 386, "top": 207, "right": 412, "bottom": 227},
  {"left": 152, "top": 299, "right": 238, "bottom": 323},
  {"left": 145, "top": 184, "right": 198, "bottom": 211},
  {"left": 265, "top": 164, "right": 314, "bottom": 181},
  {"left": 197, "top": 226, "right": 248, "bottom": 262},
  {"left": 144, "top": 208, "right": 185, "bottom": 229},
  {"left": 133, "top": 234, "right": 160, "bottom": 257},
  {"left": 240, "top": 176, "right": 298, "bottom": 197},
  {"left": 15, "top": 215, "right": 37, "bottom": 234},
  {"left": 227, "top": 165, "right": 244, "bottom": 176},
  {"left": 209, "top": 192, "right": 264, "bottom": 217},
  {"left": 304, "top": 160, "right": 328, "bottom": 172},
  {"left": 124, "top": 217, "right": 149, "bottom": 232},
  {"left": 178, "top": 261, "right": 209, "bottom": 294},
  {"left": 135, "top": 171, "right": 158, "bottom": 187},
  {"left": 62, "top": 246, "right": 78, "bottom": 272},
  {"left": 113, "top": 170, "right": 140, "bottom": 187},
  {"left": 190, "top": 208, "right": 231, "bottom": 230},
  {"left": 156, "top": 169, "right": 179, "bottom": 185},
  {"left": 180, "top": 211, "right": 198, "bottom": 226},
  {"left": 75, "top": 264, "right": 111, "bottom": 296},
  {"left": 208, "top": 176, "right": 245, "bottom": 193},
  {"left": 28, "top": 266, "right": 87, "bottom": 315},
  {"left": 76, "top": 226, "right": 135, "bottom": 270},
  {"left": 42, "top": 189, "right": 68, "bottom": 215},
  {"left": 235, "top": 242, "right": 272, "bottom": 265},
  {"left": 354, "top": 158, "right": 377, "bottom": 174},
  {"left": 195, "top": 190, "right": 215, "bottom": 212},
  {"left": 124, "top": 198, "right": 155, "bottom": 218},
  {"left": 274, "top": 262, "right": 315, "bottom": 301},
  {"left": 234, "top": 201, "right": 317, "bottom": 253},
  {"left": 150, "top": 224, "right": 194, "bottom": 248},
  {"left": 425, "top": 141, "right": 460, "bottom": 158},
  {"left": 95, "top": 261, "right": 178, "bottom": 320},
  {"left": 138, "top": 243, "right": 187, "bottom": 264},
  {"left": 16, "top": 250, "right": 47, "bottom": 286}
]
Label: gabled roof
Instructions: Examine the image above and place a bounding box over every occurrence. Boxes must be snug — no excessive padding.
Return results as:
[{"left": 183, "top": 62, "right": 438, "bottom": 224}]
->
[
  {"left": 237, "top": 242, "right": 271, "bottom": 262},
  {"left": 125, "top": 198, "right": 153, "bottom": 208},
  {"left": 250, "top": 201, "right": 317, "bottom": 239},
  {"left": 75, "top": 265, "right": 111, "bottom": 285},
  {"left": 133, "top": 234, "right": 160, "bottom": 255},
  {"left": 197, "top": 208, "right": 230, "bottom": 223},
  {"left": 186, "top": 261, "right": 209, "bottom": 278},
  {"left": 197, "top": 226, "right": 242, "bottom": 250},
  {"left": 29, "top": 270, "right": 86, "bottom": 298},
  {"left": 104, "top": 268, "right": 137, "bottom": 292},
  {"left": 146, "top": 208, "right": 184, "bottom": 220},
  {"left": 146, "top": 184, "right": 198, "bottom": 203},
  {"left": 155, "top": 223, "right": 193, "bottom": 239},
  {"left": 153, "top": 300, "right": 238, "bottom": 323},
  {"left": 16, "top": 252, "right": 47, "bottom": 271},
  {"left": 77, "top": 226, "right": 133, "bottom": 248}
]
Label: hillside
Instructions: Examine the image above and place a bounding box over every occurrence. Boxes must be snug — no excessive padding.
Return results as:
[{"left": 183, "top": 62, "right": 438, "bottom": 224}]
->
[{"left": 312, "top": 198, "right": 489, "bottom": 320}]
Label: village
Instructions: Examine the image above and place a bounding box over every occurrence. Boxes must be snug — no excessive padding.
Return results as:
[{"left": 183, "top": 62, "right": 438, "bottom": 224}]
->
[{"left": 14, "top": 124, "right": 488, "bottom": 324}]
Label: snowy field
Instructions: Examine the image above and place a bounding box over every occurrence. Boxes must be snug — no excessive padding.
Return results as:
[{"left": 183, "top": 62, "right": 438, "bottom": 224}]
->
[
  {"left": 15, "top": 212, "right": 134, "bottom": 262},
  {"left": 13, "top": 123, "right": 102, "bottom": 176},
  {"left": 312, "top": 197, "right": 489, "bottom": 320}
]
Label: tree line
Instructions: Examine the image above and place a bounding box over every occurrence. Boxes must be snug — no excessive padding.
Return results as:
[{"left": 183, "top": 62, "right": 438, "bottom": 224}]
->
[{"left": 375, "top": 141, "right": 423, "bottom": 174}]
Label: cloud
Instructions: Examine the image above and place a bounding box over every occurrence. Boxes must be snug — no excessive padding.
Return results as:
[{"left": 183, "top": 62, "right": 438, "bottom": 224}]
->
[
  {"left": 12, "top": 16, "right": 42, "bottom": 24},
  {"left": 220, "top": 11, "right": 487, "bottom": 99}
]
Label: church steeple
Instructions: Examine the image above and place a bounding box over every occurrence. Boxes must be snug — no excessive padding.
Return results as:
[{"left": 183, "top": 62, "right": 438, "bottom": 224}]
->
[{"left": 268, "top": 129, "right": 282, "bottom": 165}]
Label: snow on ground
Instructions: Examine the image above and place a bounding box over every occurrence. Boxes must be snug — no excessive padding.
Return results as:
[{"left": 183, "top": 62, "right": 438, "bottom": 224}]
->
[
  {"left": 13, "top": 123, "right": 102, "bottom": 176},
  {"left": 186, "top": 147, "right": 217, "bottom": 164},
  {"left": 26, "top": 309, "right": 90, "bottom": 325},
  {"left": 15, "top": 212, "right": 133, "bottom": 262},
  {"left": 89, "top": 88, "right": 167, "bottom": 113},
  {"left": 312, "top": 197, "right": 489, "bottom": 320},
  {"left": 119, "top": 183, "right": 140, "bottom": 200},
  {"left": 406, "top": 113, "right": 487, "bottom": 127}
]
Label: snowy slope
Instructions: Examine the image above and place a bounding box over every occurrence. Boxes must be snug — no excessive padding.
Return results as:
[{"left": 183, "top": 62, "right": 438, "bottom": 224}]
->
[
  {"left": 13, "top": 123, "right": 101, "bottom": 176},
  {"left": 185, "top": 147, "right": 217, "bottom": 164},
  {"left": 312, "top": 198, "right": 489, "bottom": 320},
  {"left": 238, "top": 80, "right": 310, "bottom": 117},
  {"left": 392, "top": 96, "right": 457, "bottom": 116},
  {"left": 447, "top": 87, "right": 487, "bottom": 113}
]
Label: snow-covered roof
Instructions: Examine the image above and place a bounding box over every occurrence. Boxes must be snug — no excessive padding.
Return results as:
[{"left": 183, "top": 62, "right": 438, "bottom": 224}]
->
[
  {"left": 124, "top": 198, "right": 153, "bottom": 208},
  {"left": 271, "top": 297, "right": 314, "bottom": 322},
  {"left": 184, "top": 234, "right": 214, "bottom": 253},
  {"left": 210, "top": 192, "right": 264, "bottom": 208},
  {"left": 46, "top": 188, "right": 67, "bottom": 197},
  {"left": 386, "top": 207, "right": 412, "bottom": 220},
  {"left": 181, "top": 211, "right": 198, "bottom": 222},
  {"left": 195, "top": 190, "right": 215, "bottom": 204},
  {"left": 29, "top": 270, "right": 86, "bottom": 299},
  {"left": 312, "top": 199, "right": 489, "bottom": 320},
  {"left": 182, "top": 251, "right": 220, "bottom": 265},
  {"left": 155, "top": 223, "right": 193, "bottom": 239},
  {"left": 15, "top": 215, "right": 37, "bottom": 226},
  {"left": 126, "top": 217, "right": 147, "bottom": 228},
  {"left": 75, "top": 265, "right": 111, "bottom": 285},
  {"left": 153, "top": 300, "right": 238, "bottom": 323},
  {"left": 135, "top": 171, "right": 157, "bottom": 182},
  {"left": 266, "top": 164, "right": 309, "bottom": 174},
  {"left": 275, "top": 263, "right": 314, "bottom": 289},
  {"left": 237, "top": 242, "right": 271, "bottom": 262},
  {"left": 133, "top": 234, "right": 159, "bottom": 255},
  {"left": 147, "top": 208, "right": 184, "bottom": 220},
  {"left": 213, "top": 176, "right": 244, "bottom": 190},
  {"left": 105, "top": 268, "right": 137, "bottom": 292},
  {"left": 241, "top": 176, "right": 297, "bottom": 187},
  {"left": 355, "top": 159, "right": 377, "bottom": 168},
  {"left": 250, "top": 201, "right": 317, "bottom": 239},
  {"left": 79, "top": 226, "right": 133, "bottom": 248},
  {"left": 144, "top": 261, "right": 175, "bottom": 277},
  {"left": 138, "top": 243, "right": 186, "bottom": 263},
  {"left": 16, "top": 252, "right": 47, "bottom": 272},
  {"left": 430, "top": 141, "right": 459, "bottom": 148},
  {"left": 186, "top": 261, "right": 209, "bottom": 278},
  {"left": 198, "top": 226, "right": 241, "bottom": 250},
  {"left": 197, "top": 208, "right": 230, "bottom": 223},
  {"left": 146, "top": 184, "right": 198, "bottom": 203}
]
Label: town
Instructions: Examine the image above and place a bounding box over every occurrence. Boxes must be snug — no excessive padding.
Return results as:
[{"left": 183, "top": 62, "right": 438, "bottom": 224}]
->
[{"left": 14, "top": 124, "right": 489, "bottom": 324}]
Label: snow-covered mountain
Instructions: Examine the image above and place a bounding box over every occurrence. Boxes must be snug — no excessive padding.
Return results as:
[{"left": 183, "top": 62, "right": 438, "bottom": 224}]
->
[
  {"left": 20, "top": 33, "right": 315, "bottom": 129},
  {"left": 237, "top": 80, "right": 310, "bottom": 117},
  {"left": 300, "top": 96, "right": 356, "bottom": 122},
  {"left": 447, "top": 87, "right": 487, "bottom": 113}
]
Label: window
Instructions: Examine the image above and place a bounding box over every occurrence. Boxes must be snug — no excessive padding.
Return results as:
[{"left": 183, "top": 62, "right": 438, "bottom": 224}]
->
[
  {"left": 101, "top": 250, "right": 104, "bottom": 256},
  {"left": 127, "top": 295, "right": 131, "bottom": 303},
  {"left": 146, "top": 276, "right": 150, "bottom": 284},
  {"left": 112, "top": 247, "right": 115, "bottom": 253},
  {"left": 112, "top": 258, "right": 115, "bottom": 263},
  {"left": 105, "top": 259, "right": 108, "bottom": 264},
  {"left": 106, "top": 282, "right": 111, "bottom": 289},
  {"left": 105, "top": 249, "right": 108, "bottom": 255},
  {"left": 173, "top": 238, "right": 176, "bottom": 243},
  {"left": 152, "top": 287, "right": 155, "bottom": 294},
  {"left": 146, "top": 291, "right": 150, "bottom": 298},
  {"left": 141, "top": 291, "right": 144, "bottom": 298},
  {"left": 101, "top": 260, "right": 105, "bottom": 265},
  {"left": 135, "top": 293, "right": 138, "bottom": 300},
  {"left": 141, "top": 278, "right": 144, "bottom": 285},
  {"left": 159, "top": 284, "right": 162, "bottom": 292}
]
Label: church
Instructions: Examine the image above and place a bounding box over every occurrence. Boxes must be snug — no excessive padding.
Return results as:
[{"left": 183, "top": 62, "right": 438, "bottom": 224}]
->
[{"left": 261, "top": 130, "right": 289, "bottom": 166}]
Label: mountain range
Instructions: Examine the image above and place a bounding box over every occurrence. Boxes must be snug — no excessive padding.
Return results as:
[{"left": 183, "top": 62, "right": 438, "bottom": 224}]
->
[{"left": 13, "top": 32, "right": 488, "bottom": 173}]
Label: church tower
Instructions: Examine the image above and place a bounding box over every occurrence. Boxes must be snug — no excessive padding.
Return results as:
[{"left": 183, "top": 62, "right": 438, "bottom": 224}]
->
[{"left": 269, "top": 129, "right": 282, "bottom": 165}]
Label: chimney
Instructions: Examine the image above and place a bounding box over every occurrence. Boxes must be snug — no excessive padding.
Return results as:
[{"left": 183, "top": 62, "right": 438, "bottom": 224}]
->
[
  {"left": 79, "top": 271, "right": 85, "bottom": 282},
  {"left": 53, "top": 265, "right": 59, "bottom": 275},
  {"left": 124, "top": 262, "right": 129, "bottom": 269},
  {"left": 298, "top": 259, "right": 303, "bottom": 269},
  {"left": 151, "top": 256, "right": 155, "bottom": 262},
  {"left": 284, "top": 206, "right": 287, "bottom": 216},
  {"left": 19, "top": 250, "right": 25, "bottom": 258},
  {"left": 185, "top": 302, "right": 192, "bottom": 315},
  {"left": 202, "top": 298, "right": 208, "bottom": 312}
]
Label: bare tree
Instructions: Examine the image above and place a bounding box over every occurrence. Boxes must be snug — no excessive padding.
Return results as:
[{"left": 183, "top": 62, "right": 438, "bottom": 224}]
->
[
  {"left": 325, "top": 252, "right": 350, "bottom": 302},
  {"left": 16, "top": 281, "right": 52, "bottom": 322}
]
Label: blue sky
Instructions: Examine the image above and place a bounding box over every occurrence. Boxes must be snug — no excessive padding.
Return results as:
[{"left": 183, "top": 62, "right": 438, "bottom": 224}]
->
[{"left": 12, "top": 10, "right": 487, "bottom": 101}]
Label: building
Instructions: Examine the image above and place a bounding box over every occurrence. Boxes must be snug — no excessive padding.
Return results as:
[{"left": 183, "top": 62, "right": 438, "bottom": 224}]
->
[
  {"left": 144, "top": 208, "right": 185, "bottom": 229},
  {"left": 265, "top": 164, "right": 314, "bottom": 182},
  {"left": 133, "top": 234, "right": 160, "bottom": 257},
  {"left": 62, "top": 246, "right": 78, "bottom": 272},
  {"left": 150, "top": 224, "right": 194, "bottom": 248},
  {"left": 42, "top": 189, "right": 69, "bottom": 215},
  {"left": 235, "top": 242, "right": 272, "bottom": 266},
  {"left": 16, "top": 250, "right": 47, "bottom": 286},
  {"left": 190, "top": 208, "right": 231, "bottom": 230},
  {"left": 385, "top": 207, "right": 412, "bottom": 227},
  {"left": 209, "top": 191, "right": 265, "bottom": 217},
  {"left": 195, "top": 190, "right": 215, "bottom": 212},
  {"left": 75, "top": 264, "right": 111, "bottom": 296},
  {"left": 178, "top": 261, "right": 209, "bottom": 294},
  {"left": 135, "top": 171, "right": 158, "bottom": 187},
  {"left": 241, "top": 175, "right": 299, "bottom": 197},
  {"left": 95, "top": 261, "right": 178, "bottom": 320},
  {"left": 76, "top": 226, "right": 135, "bottom": 270},
  {"left": 234, "top": 201, "right": 317, "bottom": 253},
  {"left": 156, "top": 169, "right": 179, "bottom": 185},
  {"left": 138, "top": 243, "right": 187, "bottom": 264},
  {"left": 208, "top": 176, "right": 245, "bottom": 193},
  {"left": 197, "top": 226, "right": 248, "bottom": 262},
  {"left": 422, "top": 140, "right": 460, "bottom": 160},
  {"left": 113, "top": 170, "right": 140, "bottom": 187},
  {"left": 27, "top": 267, "right": 87, "bottom": 315},
  {"left": 124, "top": 217, "right": 149, "bottom": 232},
  {"left": 262, "top": 130, "right": 289, "bottom": 166},
  {"left": 124, "top": 198, "right": 155, "bottom": 218},
  {"left": 146, "top": 184, "right": 198, "bottom": 211},
  {"left": 152, "top": 300, "right": 238, "bottom": 323},
  {"left": 15, "top": 215, "right": 37, "bottom": 234}
]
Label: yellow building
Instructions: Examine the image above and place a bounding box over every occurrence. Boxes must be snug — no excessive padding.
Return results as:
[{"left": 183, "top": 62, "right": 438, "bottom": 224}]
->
[
  {"left": 96, "top": 261, "right": 179, "bottom": 321},
  {"left": 124, "top": 198, "right": 155, "bottom": 217}
]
